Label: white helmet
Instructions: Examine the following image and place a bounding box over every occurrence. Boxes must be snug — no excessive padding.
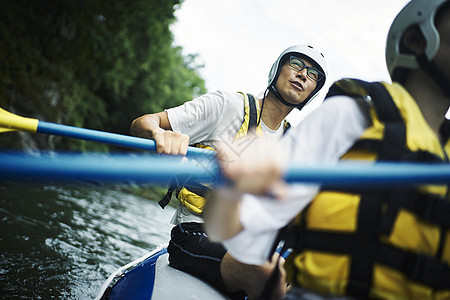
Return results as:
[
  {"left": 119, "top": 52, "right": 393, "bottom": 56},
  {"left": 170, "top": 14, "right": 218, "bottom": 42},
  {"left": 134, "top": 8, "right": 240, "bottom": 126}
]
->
[
  {"left": 267, "top": 44, "right": 328, "bottom": 109},
  {"left": 386, "top": 0, "right": 449, "bottom": 81}
]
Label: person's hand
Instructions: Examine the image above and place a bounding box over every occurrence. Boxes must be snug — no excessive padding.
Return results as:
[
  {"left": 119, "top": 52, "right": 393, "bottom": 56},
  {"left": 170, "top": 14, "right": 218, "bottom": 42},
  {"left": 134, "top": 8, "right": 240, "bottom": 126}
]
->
[
  {"left": 220, "top": 252, "right": 288, "bottom": 300},
  {"left": 216, "top": 133, "right": 288, "bottom": 197},
  {"left": 152, "top": 129, "right": 189, "bottom": 155},
  {"left": 130, "top": 112, "right": 189, "bottom": 155}
]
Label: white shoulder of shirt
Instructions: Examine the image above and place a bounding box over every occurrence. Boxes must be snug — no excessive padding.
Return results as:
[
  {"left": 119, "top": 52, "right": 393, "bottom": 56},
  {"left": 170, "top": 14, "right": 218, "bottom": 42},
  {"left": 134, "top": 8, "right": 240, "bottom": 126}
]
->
[
  {"left": 164, "top": 91, "right": 245, "bottom": 142},
  {"left": 283, "top": 95, "right": 370, "bottom": 162}
]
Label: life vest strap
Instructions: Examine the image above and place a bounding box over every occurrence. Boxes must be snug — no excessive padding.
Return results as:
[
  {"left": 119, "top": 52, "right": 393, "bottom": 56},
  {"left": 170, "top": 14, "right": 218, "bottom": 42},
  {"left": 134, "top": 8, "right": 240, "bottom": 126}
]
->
[
  {"left": 247, "top": 94, "right": 258, "bottom": 129},
  {"left": 378, "top": 242, "right": 450, "bottom": 290},
  {"left": 346, "top": 190, "right": 386, "bottom": 298},
  {"left": 158, "top": 174, "right": 211, "bottom": 209},
  {"left": 297, "top": 224, "right": 450, "bottom": 290},
  {"left": 350, "top": 139, "right": 445, "bottom": 162},
  {"left": 298, "top": 229, "right": 354, "bottom": 254},
  {"left": 158, "top": 94, "right": 263, "bottom": 212},
  {"left": 283, "top": 120, "right": 291, "bottom": 135},
  {"left": 380, "top": 189, "right": 450, "bottom": 237},
  {"left": 346, "top": 82, "right": 407, "bottom": 298},
  {"left": 180, "top": 183, "right": 211, "bottom": 199},
  {"left": 439, "top": 119, "right": 450, "bottom": 145},
  {"left": 369, "top": 82, "right": 407, "bottom": 160},
  {"left": 295, "top": 79, "right": 450, "bottom": 297},
  {"left": 159, "top": 184, "right": 177, "bottom": 209}
]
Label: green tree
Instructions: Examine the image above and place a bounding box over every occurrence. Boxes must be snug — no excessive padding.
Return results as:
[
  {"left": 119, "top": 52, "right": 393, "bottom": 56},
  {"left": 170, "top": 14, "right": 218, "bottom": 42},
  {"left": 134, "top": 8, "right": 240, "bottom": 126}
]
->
[{"left": 0, "top": 0, "right": 206, "bottom": 151}]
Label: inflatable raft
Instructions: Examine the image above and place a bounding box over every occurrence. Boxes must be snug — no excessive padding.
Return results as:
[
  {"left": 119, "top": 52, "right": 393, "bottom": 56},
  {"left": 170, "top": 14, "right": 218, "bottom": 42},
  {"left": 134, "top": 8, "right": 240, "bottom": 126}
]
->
[{"left": 96, "top": 244, "right": 228, "bottom": 300}]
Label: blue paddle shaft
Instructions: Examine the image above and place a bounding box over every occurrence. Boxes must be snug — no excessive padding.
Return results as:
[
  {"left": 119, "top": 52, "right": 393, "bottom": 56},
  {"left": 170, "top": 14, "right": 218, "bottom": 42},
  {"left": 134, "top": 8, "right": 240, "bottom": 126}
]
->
[
  {"left": 284, "top": 162, "right": 450, "bottom": 185},
  {"left": 0, "top": 152, "right": 221, "bottom": 184},
  {"left": 1, "top": 152, "right": 449, "bottom": 186},
  {"left": 37, "top": 121, "right": 215, "bottom": 157}
]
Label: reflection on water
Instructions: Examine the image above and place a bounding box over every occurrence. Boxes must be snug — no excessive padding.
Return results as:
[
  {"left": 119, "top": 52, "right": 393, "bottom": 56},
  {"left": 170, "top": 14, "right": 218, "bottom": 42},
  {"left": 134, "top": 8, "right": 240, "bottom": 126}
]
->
[{"left": 0, "top": 181, "right": 175, "bottom": 299}]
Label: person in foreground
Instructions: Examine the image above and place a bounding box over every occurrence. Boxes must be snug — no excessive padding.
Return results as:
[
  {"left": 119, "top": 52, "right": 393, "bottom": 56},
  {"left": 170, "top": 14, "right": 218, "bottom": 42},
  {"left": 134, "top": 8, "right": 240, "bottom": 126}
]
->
[
  {"left": 130, "top": 45, "right": 328, "bottom": 299},
  {"left": 204, "top": 0, "right": 450, "bottom": 299}
]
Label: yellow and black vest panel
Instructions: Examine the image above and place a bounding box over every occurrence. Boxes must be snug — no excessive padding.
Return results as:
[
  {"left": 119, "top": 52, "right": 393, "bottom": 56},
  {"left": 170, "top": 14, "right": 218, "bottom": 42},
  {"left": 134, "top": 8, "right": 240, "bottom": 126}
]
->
[
  {"left": 159, "top": 93, "right": 271, "bottom": 214},
  {"left": 286, "top": 79, "right": 450, "bottom": 300}
]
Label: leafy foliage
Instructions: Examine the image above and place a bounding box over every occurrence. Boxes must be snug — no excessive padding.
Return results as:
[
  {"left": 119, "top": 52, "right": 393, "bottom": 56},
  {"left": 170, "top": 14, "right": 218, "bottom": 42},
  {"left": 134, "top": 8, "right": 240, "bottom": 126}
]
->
[{"left": 0, "top": 0, "right": 206, "bottom": 151}]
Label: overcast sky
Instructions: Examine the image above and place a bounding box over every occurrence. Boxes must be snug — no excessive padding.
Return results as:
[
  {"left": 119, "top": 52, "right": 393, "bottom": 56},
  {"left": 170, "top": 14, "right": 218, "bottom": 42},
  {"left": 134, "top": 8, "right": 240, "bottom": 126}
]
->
[{"left": 171, "top": 0, "right": 411, "bottom": 124}]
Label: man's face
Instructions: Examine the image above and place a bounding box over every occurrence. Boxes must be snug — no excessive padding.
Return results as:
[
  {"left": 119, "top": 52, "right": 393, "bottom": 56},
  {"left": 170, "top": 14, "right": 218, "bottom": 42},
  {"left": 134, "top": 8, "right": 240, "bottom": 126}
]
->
[{"left": 274, "top": 56, "right": 319, "bottom": 106}]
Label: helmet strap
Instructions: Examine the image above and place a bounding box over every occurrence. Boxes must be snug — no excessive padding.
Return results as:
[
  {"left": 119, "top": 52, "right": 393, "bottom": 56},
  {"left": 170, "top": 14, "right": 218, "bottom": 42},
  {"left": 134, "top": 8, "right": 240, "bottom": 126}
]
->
[
  {"left": 439, "top": 118, "right": 450, "bottom": 144},
  {"left": 268, "top": 85, "right": 306, "bottom": 109},
  {"left": 417, "top": 53, "right": 450, "bottom": 98}
]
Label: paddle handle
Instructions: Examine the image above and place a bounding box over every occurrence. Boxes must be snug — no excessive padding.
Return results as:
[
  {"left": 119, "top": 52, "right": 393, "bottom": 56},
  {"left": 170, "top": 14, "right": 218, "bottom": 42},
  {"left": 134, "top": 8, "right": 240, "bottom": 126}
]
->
[
  {"left": 0, "top": 152, "right": 221, "bottom": 184},
  {"left": 1, "top": 152, "right": 450, "bottom": 186},
  {"left": 37, "top": 121, "right": 215, "bottom": 157},
  {"left": 0, "top": 107, "right": 214, "bottom": 157}
]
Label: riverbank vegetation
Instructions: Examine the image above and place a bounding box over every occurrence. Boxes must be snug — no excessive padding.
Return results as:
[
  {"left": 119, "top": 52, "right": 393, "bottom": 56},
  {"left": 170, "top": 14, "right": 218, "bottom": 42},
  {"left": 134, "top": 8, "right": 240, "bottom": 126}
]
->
[{"left": 0, "top": 0, "right": 206, "bottom": 152}]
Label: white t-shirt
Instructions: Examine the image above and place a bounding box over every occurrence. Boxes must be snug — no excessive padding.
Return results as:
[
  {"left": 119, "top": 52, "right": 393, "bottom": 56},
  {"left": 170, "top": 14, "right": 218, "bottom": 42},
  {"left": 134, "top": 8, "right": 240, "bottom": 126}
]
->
[
  {"left": 165, "top": 90, "right": 286, "bottom": 224},
  {"left": 222, "top": 95, "right": 372, "bottom": 265}
]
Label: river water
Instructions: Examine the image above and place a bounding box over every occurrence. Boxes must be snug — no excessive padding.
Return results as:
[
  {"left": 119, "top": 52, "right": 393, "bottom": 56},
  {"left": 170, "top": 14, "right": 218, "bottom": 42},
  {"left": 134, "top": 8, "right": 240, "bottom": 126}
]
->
[{"left": 0, "top": 180, "right": 175, "bottom": 299}]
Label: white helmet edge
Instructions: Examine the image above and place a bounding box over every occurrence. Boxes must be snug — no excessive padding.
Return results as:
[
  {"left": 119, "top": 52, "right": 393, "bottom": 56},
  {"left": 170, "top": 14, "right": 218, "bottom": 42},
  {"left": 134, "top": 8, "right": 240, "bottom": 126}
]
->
[
  {"left": 267, "top": 44, "right": 329, "bottom": 108},
  {"left": 386, "top": 0, "right": 449, "bottom": 80}
]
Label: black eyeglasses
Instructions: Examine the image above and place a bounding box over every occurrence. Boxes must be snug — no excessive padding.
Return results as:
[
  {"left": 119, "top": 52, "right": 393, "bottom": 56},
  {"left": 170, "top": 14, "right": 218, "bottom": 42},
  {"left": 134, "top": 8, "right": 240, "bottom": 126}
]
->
[{"left": 289, "top": 56, "right": 324, "bottom": 82}]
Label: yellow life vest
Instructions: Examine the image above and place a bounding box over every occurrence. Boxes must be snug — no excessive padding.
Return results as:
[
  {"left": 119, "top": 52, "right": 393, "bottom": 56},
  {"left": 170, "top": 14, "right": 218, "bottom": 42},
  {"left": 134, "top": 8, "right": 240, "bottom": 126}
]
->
[
  {"left": 285, "top": 79, "right": 450, "bottom": 300},
  {"left": 159, "top": 93, "right": 291, "bottom": 214}
]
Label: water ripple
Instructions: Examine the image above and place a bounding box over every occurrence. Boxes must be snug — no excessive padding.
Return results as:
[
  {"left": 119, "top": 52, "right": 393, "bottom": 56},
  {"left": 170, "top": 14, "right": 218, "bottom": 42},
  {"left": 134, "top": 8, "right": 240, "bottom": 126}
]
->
[{"left": 0, "top": 181, "right": 175, "bottom": 299}]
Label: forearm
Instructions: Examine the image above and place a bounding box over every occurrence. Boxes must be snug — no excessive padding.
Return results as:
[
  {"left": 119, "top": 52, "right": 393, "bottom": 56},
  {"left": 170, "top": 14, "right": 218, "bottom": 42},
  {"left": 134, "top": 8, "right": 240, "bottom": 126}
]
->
[
  {"left": 130, "top": 112, "right": 189, "bottom": 154},
  {"left": 204, "top": 187, "right": 244, "bottom": 241},
  {"left": 130, "top": 114, "right": 165, "bottom": 139}
]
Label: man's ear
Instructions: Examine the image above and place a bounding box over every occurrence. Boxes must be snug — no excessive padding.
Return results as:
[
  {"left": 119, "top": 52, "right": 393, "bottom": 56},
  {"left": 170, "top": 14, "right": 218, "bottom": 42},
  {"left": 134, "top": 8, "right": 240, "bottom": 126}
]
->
[{"left": 402, "top": 26, "right": 426, "bottom": 55}]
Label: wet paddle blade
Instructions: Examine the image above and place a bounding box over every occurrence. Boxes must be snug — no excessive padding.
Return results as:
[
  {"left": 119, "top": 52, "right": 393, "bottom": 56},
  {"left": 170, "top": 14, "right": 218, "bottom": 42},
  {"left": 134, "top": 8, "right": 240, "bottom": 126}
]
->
[{"left": 0, "top": 108, "right": 39, "bottom": 133}]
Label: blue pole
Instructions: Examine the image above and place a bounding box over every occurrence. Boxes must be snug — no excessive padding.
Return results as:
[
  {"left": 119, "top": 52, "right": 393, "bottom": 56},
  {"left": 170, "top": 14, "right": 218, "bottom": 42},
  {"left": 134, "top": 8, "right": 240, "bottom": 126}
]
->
[
  {"left": 0, "top": 152, "right": 220, "bottom": 184},
  {"left": 1, "top": 152, "right": 449, "bottom": 186},
  {"left": 284, "top": 162, "right": 450, "bottom": 186},
  {"left": 37, "top": 121, "right": 215, "bottom": 158}
]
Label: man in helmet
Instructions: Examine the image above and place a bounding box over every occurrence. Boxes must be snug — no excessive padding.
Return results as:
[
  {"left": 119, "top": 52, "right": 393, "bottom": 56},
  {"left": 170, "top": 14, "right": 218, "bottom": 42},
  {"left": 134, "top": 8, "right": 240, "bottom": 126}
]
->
[
  {"left": 130, "top": 44, "right": 328, "bottom": 299},
  {"left": 205, "top": 1, "right": 450, "bottom": 299}
]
